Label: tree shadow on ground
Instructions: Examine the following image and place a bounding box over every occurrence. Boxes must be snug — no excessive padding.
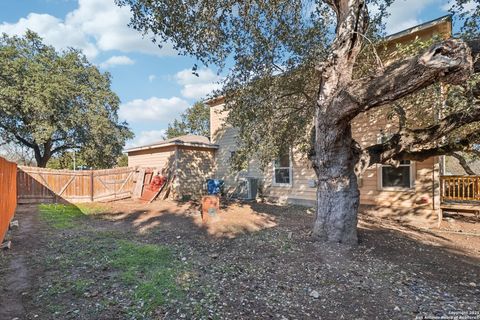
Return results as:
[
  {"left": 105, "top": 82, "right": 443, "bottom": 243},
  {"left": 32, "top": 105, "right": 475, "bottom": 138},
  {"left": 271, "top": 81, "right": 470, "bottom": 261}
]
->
[
  {"left": 357, "top": 224, "right": 480, "bottom": 286},
  {"left": 442, "top": 211, "right": 480, "bottom": 224},
  {"left": 247, "top": 202, "right": 480, "bottom": 286},
  {"left": 89, "top": 199, "right": 480, "bottom": 284},
  {"left": 94, "top": 199, "right": 277, "bottom": 239},
  {"left": 6, "top": 201, "right": 480, "bottom": 320}
]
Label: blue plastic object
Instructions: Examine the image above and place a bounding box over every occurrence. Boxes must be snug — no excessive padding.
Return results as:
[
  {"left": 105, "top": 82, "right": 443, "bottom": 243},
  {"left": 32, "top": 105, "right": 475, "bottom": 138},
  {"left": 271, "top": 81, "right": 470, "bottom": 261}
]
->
[{"left": 207, "top": 179, "right": 224, "bottom": 195}]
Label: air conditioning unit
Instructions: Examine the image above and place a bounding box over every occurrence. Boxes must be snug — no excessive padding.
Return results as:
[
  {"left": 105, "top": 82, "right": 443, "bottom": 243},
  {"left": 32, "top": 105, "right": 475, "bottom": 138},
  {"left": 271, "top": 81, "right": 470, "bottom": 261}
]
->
[
  {"left": 246, "top": 177, "right": 259, "bottom": 200},
  {"left": 237, "top": 177, "right": 259, "bottom": 200}
]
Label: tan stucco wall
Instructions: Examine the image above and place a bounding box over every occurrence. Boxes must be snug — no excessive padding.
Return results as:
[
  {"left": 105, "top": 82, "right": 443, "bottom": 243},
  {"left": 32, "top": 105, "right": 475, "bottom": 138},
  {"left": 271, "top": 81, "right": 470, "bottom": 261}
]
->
[
  {"left": 127, "top": 146, "right": 176, "bottom": 169},
  {"left": 128, "top": 145, "right": 216, "bottom": 199},
  {"left": 175, "top": 147, "right": 216, "bottom": 199}
]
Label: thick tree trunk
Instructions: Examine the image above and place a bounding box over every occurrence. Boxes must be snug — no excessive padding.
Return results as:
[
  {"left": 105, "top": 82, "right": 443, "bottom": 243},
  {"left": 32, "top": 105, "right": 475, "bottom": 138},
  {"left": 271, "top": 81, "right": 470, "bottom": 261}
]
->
[
  {"left": 310, "top": 0, "right": 476, "bottom": 244},
  {"left": 309, "top": 0, "right": 367, "bottom": 244},
  {"left": 312, "top": 117, "right": 360, "bottom": 244},
  {"left": 34, "top": 148, "right": 50, "bottom": 168},
  {"left": 35, "top": 155, "right": 49, "bottom": 167}
]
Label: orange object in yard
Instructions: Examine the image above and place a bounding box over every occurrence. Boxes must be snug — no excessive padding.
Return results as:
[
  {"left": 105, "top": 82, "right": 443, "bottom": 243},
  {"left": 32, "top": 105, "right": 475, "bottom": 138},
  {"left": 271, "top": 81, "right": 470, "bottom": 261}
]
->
[
  {"left": 140, "top": 175, "right": 167, "bottom": 202},
  {"left": 202, "top": 195, "right": 220, "bottom": 223}
]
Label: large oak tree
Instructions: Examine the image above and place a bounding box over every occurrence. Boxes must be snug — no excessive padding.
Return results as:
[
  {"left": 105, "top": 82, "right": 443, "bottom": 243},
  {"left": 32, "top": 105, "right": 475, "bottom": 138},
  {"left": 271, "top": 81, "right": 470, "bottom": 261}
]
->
[
  {"left": 0, "top": 31, "right": 133, "bottom": 168},
  {"left": 118, "top": 0, "right": 480, "bottom": 244}
]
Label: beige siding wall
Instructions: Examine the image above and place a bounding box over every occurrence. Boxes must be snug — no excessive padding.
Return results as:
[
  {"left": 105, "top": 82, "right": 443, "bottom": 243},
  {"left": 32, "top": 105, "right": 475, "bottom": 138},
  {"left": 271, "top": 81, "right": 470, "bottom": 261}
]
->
[
  {"left": 262, "top": 152, "right": 317, "bottom": 203},
  {"left": 211, "top": 103, "right": 248, "bottom": 190},
  {"left": 175, "top": 147, "right": 215, "bottom": 199},
  {"left": 127, "top": 146, "right": 176, "bottom": 169},
  {"left": 352, "top": 110, "right": 438, "bottom": 209},
  {"left": 210, "top": 101, "right": 439, "bottom": 209},
  {"left": 358, "top": 158, "right": 437, "bottom": 209}
]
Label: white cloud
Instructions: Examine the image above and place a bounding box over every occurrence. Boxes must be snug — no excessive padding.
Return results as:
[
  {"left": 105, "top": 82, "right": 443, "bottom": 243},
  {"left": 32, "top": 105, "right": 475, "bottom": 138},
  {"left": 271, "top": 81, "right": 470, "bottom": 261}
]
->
[
  {"left": 100, "top": 55, "right": 135, "bottom": 68},
  {"left": 175, "top": 67, "right": 223, "bottom": 100},
  {"left": 125, "top": 129, "right": 166, "bottom": 149},
  {"left": 119, "top": 97, "right": 189, "bottom": 123},
  {"left": 369, "top": 0, "right": 436, "bottom": 34},
  {"left": 0, "top": 0, "right": 175, "bottom": 59},
  {"left": 0, "top": 13, "right": 99, "bottom": 58},
  {"left": 148, "top": 74, "right": 157, "bottom": 82}
]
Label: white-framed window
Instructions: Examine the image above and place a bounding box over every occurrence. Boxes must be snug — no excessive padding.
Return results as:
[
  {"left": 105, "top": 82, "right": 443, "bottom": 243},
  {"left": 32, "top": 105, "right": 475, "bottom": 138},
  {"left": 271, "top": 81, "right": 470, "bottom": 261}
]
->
[
  {"left": 379, "top": 160, "right": 415, "bottom": 190},
  {"left": 273, "top": 149, "right": 292, "bottom": 186}
]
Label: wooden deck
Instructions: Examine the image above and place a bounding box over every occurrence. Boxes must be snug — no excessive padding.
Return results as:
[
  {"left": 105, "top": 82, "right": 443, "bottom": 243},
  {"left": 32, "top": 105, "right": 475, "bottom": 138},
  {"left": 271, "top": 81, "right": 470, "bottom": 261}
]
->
[
  {"left": 439, "top": 176, "right": 480, "bottom": 226},
  {"left": 440, "top": 202, "right": 480, "bottom": 212}
]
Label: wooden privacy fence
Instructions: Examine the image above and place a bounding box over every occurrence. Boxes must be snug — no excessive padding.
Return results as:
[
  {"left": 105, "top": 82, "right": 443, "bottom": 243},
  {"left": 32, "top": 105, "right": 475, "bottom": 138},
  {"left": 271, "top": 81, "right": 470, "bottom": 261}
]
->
[
  {"left": 440, "top": 175, "right": 480, "bottom": 202},
  {"left": 17, "top": 166, "right": 135, "bottom": 204},
  {"left": 0, "top": 157, "right": 17, "bottom": 243}
]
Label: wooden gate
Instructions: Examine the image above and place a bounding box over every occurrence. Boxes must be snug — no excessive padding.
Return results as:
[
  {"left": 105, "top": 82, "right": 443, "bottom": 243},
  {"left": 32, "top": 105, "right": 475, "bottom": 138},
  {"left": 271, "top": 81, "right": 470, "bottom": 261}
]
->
[
  {"left": 17, "top": 166, "right": 135, "bottom": 204},
  {"left": 92, "top": 168, "right": 135, "bottom": 202}
]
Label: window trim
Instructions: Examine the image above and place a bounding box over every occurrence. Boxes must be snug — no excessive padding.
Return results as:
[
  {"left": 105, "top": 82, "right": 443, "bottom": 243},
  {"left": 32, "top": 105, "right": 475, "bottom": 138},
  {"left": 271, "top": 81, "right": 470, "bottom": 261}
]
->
[
  {"left": 378, "top": 161, "right": 415, "bottom": 191},
  {"left": 272, "top": 151, "right": 293, "bottom": 187}
]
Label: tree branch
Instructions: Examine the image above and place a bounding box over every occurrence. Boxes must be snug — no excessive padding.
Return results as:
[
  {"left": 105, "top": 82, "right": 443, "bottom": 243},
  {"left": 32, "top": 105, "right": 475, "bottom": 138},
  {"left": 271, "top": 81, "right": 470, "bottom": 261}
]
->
[
  {"left": 452, "top": 152, "right": 476, "bottom": 175},
  {"left": 346, "top": 39, "right": 476, "bottom": 115},
  {"left": 366, "top": 130, "right": 480, "bottom": 166},
  {"left": 0, "top": 122, "right": 37, "bottom": 149},
  {"left": 410, "top": 106, "right": 480, "bottom": 144},
  {"left": 467, "top": 39, "right": 480, "bottom": 73},
  {"left": 51, "top": 144, "right": 79, "bottom": 155}
]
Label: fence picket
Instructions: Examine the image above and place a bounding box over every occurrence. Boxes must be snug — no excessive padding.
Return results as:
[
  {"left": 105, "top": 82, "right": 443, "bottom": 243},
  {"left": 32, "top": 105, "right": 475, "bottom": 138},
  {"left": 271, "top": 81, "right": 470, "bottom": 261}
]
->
[
  {"left": 0, "top": 157, "right": 17, "bottom": 243},
  {"left": 17, "top": 166, "right": 135, "bottom": 203}
]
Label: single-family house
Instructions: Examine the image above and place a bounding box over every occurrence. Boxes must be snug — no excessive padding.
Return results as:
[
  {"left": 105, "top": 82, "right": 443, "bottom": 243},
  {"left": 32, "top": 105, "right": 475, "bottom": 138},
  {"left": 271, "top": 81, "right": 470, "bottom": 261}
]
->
[
  {"left": 126, "top": 16, "right": 457, "bottom": 215},
  {"left": 207, "top": 16, "right": 452, "bottom": 211}
]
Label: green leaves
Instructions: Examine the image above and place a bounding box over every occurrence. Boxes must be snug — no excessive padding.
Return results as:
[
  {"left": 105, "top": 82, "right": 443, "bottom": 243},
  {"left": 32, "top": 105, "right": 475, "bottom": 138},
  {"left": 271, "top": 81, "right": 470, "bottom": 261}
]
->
[
  {"left": 116, "top": 0, "right": 480, "bottom": 167},
  {"left": 165, "top": 101, "right": 210, "bottom": 139},
  {"left": 0, "top": 31, "right": 133, "bottom": 168}
]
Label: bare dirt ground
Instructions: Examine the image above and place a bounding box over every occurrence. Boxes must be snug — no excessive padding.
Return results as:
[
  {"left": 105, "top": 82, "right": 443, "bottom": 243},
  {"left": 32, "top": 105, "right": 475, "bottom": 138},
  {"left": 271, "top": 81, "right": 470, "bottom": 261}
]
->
[{"left": 0, "top": 199, "right": 479, "bottom": 320}]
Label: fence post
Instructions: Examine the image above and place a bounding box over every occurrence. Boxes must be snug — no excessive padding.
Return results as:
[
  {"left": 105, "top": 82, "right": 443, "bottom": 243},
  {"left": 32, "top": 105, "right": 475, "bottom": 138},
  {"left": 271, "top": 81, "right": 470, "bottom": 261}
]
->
[{"left": 90, "top": 170, "right": 94, "bottom": 202}]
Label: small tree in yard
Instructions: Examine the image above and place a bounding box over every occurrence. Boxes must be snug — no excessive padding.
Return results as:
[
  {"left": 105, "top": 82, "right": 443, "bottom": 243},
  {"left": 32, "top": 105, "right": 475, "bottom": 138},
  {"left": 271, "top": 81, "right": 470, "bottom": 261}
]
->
[
  {"left": 0, "top": 31, "right": 133, "bottom": 168},
  {"left": 165, "top": 101, "right": 210, "bottom": 139},
  {"left": 116, "top": 154, "right": 129, "bottom": 167},
  {"left": 117, "top": 0, "right": 480, "bottom": 244}
]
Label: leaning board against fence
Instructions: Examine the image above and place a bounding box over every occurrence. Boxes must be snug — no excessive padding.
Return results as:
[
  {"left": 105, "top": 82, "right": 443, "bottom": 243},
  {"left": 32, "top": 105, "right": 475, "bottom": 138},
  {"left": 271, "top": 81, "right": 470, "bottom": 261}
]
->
[
  {"left": 0, "top": 156, "right": 17, "bottom": 242},
  {"left": 17, "top": 166, "right": 135, "bottom": 203}
]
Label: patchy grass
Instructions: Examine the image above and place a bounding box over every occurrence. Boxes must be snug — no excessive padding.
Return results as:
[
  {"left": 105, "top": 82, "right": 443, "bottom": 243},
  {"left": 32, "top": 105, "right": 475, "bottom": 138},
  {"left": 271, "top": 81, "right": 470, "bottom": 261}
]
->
[
  {"left": 75, "top": 203, "right": 110, "bottom": 215},
  {"left": 35, "top": 205, "right": 185, "bottom": 318},
  {"left": 38, "top": 203, "right": 108, "bottom": 228},
  {"left": 39, "top": 204, "right": 85, "bottom": 228},
  {"left": 111, "top": 240, "right": 184, "bottom": 315}
]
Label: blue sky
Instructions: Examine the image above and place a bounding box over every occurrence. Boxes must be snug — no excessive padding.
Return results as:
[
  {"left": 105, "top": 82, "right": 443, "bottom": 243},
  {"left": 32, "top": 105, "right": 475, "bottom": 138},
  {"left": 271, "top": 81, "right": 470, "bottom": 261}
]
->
[{"left": 0, "top": 0, "right": 468, "bottom": 149}]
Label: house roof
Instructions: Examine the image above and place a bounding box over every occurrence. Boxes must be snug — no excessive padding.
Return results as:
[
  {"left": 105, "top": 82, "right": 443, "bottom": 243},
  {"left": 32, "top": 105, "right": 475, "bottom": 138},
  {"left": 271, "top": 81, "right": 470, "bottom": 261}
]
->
[
  {"left": 125, "top": 134, "right": 218, "bottom": 153},
  {"left": 205, "top": 15, "right": 453, "bottom": 108},
  {"left": 384, "top": 15, "right": 452, "bottom": 43}
]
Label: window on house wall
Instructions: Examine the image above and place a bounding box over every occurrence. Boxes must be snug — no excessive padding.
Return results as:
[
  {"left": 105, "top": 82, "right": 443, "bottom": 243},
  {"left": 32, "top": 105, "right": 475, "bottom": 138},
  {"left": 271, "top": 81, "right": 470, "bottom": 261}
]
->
[
  {"left": 381, "top": 160, "right": 413, "bottom": 189},
  {"left": 273, "top": 150, "right": 292, "bottom": 185}
]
